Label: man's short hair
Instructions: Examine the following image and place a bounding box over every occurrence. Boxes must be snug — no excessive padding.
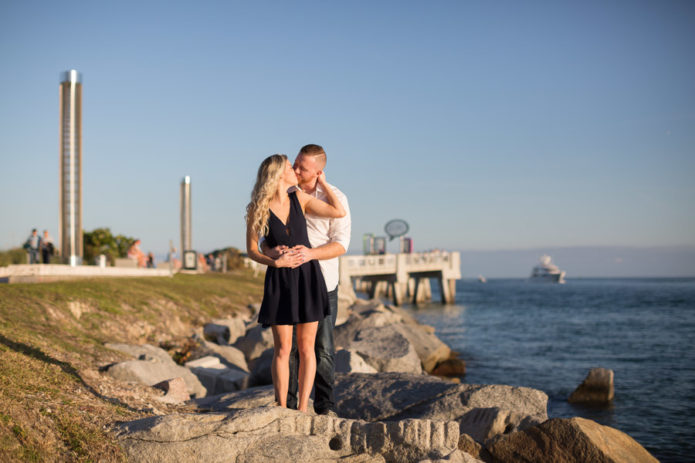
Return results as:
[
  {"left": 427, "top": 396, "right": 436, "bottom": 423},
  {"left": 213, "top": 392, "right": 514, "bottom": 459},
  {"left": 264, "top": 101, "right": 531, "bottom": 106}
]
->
[{"left": 299, "top": 144, "right": 327, "bottom": 168}]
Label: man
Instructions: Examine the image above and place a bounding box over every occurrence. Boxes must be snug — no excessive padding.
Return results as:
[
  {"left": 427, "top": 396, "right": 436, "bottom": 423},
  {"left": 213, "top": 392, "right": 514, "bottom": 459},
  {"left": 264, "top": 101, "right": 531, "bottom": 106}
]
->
[
  {"left": 24, "top": 229, "right": 41, "bottom": 264},
  {"left": 264, "top": 144, "right": 351, "bottom": 415}
]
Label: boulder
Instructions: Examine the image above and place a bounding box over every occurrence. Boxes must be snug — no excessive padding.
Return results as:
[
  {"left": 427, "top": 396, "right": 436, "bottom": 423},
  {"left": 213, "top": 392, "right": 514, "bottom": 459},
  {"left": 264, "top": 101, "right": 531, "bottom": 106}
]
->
[
  {"left": 192, "top": 385, "right": 277, "bottom": 412},
  {"left": 203, "top": 317, "right": 247, "bottom": 345},
  {"left": 105, "top": 343, "right": 176, "bottom": 365},
  {"left": 568, "top": 368, "right": 614, "bottom": 404},
  {"left": 458, "top": 407, "right": 526, "bottom": 444},
  {"left": 432, "top": 358, "right": 466, "bottom": 377},
  {"left": 335, "top": 349, "right": 378, "bottom": 374},
  {"left": 392, "top": 322, "right": 451, "bottom": 373},
  {"left": 336, "top": 300, "right": 451, "bottom": 374},
  {"left": 116, "top": 405, "right": 461, "bottom": 463},
  {"left": 185, "top": 356, "right": 249, "bottom": 394},
  {"left": 189, "top": 339, "right": 249, "bottom": 372},
  {"left": 335, "top": 373, "right": 547, "bottom": 442},
  {"left": 248, "top": 347, "right": 274, "bottom": 387},
  {"left": 153, "top": 377, "right": 190, "bottom": 404},
  {"left": 336, "top": 283, "right": 358, "bottom": 325},
  {"left": 105, "top": 359, "right": 207, "bottom": 398},
  {"left": 350, "top": 325, "right": 423, "bottom": 374},
  {"left": 233, "top": 325, "right": 274, "bottom": 363},
  {"left": 419, "top": 449, "right": 484, "bottom": 463},
  {"left": 335, "top": 310, "right": 403, "bottom": 350},
  {"left": 456, "top": 434, "right": 489, "bottom": 462},
  {"left": 486, "top": 417, "right": 658, "bottom": 463}
]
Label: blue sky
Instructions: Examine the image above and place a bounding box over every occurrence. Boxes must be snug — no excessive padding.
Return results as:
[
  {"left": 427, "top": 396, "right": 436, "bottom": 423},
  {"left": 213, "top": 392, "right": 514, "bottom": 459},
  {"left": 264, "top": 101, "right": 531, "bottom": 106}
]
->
[{"left": 1, "top": 1, "right": 694, "bottom": 272}]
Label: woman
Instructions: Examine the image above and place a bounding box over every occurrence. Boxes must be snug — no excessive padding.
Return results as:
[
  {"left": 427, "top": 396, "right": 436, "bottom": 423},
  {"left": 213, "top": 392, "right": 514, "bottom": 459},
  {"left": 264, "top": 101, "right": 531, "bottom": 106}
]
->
[{"left": 245, "top": 154, "right": 345, "bottom": 413}]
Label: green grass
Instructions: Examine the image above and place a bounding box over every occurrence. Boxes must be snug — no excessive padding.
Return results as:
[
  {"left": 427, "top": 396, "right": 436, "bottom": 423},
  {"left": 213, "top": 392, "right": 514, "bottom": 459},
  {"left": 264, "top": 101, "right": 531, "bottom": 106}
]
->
[{"left": 0, "top": 270, "right": 264, "bottom": 462}]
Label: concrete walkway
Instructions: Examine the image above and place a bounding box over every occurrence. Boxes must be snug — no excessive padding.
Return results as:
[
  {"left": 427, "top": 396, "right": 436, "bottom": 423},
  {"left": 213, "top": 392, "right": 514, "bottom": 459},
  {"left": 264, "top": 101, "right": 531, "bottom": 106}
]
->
[{"left": 0, "top": 264, "right": 173, "bottom": 283}]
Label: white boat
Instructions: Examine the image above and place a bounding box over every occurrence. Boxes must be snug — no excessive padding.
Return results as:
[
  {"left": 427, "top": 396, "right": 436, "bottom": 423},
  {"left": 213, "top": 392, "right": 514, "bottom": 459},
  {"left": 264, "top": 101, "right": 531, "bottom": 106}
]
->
[
  {"left": 529, "top": 255, "right": 566, "bottom": 283},
  {"left": 477, "top": 274, "right": 487, "bottom": 283}
]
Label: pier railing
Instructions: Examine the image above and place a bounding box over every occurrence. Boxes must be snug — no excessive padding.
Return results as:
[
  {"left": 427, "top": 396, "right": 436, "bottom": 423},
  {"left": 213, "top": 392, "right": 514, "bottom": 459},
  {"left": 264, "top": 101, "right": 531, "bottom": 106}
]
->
[{"left": 339, "top": 251, "right": 461, "bottom": 305}]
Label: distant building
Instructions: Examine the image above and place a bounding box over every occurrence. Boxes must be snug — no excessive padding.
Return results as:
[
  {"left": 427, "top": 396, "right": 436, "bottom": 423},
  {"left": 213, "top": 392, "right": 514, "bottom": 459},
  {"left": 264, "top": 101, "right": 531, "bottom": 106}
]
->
[{"left": 59, "top": 70, "right": 83, "bottom": 266}]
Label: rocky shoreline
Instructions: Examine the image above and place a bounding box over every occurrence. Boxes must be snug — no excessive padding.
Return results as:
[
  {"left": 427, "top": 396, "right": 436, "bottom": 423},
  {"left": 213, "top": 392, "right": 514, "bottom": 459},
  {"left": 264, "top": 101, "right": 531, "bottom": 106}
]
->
[{"left": 102, "top": 294, "right": 657, "bottom": 462}]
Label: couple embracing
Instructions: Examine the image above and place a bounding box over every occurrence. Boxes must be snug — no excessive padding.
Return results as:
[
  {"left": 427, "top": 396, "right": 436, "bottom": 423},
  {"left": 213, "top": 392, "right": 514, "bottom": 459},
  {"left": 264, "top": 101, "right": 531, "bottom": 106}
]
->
[{"left": 245, "top": 144, "right": 351, "bottom": 414}]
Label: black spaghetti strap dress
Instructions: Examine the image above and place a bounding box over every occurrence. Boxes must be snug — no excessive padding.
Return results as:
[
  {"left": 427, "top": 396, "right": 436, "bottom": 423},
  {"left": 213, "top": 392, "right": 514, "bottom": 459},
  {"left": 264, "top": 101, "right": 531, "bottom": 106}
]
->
[{"left": 258, "top": 191, "right": 330, "bottom": 327}]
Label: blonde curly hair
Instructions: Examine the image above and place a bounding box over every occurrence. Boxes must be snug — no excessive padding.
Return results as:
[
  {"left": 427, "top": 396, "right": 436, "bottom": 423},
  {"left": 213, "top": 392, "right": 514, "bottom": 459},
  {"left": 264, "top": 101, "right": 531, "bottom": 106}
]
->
[{"left": 246, "top": 154, "right": 288, "bottom": 237}]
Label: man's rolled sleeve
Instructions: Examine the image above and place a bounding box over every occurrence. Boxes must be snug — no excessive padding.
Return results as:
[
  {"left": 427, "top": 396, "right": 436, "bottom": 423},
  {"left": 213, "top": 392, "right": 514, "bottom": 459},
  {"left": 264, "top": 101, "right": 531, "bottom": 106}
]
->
[{"left": 328, "top": 193, "right": 351, "bottom": 253}]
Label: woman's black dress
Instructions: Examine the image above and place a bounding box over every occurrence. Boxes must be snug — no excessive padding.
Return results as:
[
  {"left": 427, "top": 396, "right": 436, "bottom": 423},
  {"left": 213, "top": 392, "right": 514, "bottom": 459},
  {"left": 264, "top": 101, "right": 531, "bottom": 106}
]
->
[{"left": 258, "top": 191, "right": 329, "bottom": 327}]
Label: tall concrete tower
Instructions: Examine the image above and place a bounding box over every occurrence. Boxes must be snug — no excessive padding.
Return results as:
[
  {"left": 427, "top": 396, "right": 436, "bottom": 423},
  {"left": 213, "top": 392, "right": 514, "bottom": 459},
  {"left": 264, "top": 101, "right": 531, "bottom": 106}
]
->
[
  {"left": 180, "top": 176, "right": 192, "bottom": 257},
  {"left": 59, "top": 70, "right": 83, "bottom": 266}
]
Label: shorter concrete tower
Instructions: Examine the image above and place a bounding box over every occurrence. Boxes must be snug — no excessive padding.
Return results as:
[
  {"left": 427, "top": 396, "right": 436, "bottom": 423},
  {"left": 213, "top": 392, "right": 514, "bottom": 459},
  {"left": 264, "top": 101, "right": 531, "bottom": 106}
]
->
[{"left": 180, "top": 176, "right": 192, "bottom": 257}]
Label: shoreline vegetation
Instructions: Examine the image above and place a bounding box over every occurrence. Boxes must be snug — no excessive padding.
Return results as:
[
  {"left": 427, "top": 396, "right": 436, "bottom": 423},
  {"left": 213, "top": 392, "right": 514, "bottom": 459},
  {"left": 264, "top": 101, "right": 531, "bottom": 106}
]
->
[{"left": 0, "top": 270, "right": 657, "bottom": 461}]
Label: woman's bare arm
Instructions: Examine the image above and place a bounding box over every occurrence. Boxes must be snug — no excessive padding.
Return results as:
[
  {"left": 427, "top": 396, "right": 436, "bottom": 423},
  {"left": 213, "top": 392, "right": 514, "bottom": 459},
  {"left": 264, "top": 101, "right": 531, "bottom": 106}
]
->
[{"left": 298, "top": 173, "right": 346, "bottom": 218}]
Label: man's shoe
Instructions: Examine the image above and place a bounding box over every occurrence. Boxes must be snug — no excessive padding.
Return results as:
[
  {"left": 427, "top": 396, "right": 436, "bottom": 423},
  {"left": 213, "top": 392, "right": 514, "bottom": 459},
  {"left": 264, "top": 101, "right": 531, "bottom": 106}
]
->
[{"left": 316, "top": 409, "right": 338, "bottom": 417}]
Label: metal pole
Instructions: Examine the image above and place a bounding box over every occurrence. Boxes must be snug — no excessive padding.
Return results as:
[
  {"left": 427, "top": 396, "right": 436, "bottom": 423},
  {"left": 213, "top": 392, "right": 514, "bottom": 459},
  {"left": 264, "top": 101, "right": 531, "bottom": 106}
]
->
[
  {"left": 59, "top": 70, "right": 83, "bottom": 266},
  {"left": 180, "top": 176, "right": 192, "bottom": 257}
]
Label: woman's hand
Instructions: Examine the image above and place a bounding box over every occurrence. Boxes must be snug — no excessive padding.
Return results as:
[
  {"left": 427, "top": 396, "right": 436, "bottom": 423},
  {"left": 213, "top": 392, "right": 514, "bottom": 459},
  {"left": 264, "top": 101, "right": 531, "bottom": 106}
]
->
[
  {"left": 290, "top": 245, "right": 314, "bottom": 264},
  {"left": 317, "top": 171, "right": 327, "bottom": 187}
]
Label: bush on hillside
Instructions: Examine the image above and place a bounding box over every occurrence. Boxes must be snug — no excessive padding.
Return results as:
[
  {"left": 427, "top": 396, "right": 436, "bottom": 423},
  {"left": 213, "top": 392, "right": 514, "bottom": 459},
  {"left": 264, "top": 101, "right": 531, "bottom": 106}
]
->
[
  {"left": 83, "top": 228, "right": 136, "bottom": 266},
  {"left": 0, "top": 247, "right": 26, "bottom": 266}
]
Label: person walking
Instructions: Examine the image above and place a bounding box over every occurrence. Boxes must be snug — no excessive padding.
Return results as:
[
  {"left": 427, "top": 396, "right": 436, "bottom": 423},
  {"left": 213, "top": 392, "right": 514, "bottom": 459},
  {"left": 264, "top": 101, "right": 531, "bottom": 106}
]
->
[
  {"left": 24, "top": 229, "right": 41, "bottom": 264},
  {"left": 264, "top": 144, "right": 351, "bottom": 416},
  {"left": 245, "top": 154, "right": 346, "bottom": 413},
  {"left": 40, "top": 230, "right": 55, "bottom": 264}
]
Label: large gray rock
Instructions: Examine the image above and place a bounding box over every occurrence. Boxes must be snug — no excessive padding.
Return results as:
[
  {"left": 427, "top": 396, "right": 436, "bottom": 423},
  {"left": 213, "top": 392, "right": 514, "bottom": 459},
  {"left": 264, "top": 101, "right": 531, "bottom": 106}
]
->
[
  {"left": 337, "top": 283, "right": 358, "bottom": 325},
  {"left": 105, "top": 342, "right": 207, "bottom": 398},
  {"left": 335, "top": 373, "right": 547, "bottom": 443},
  {"left": 116, "top": 405, "right": 461, "bottom": 463},
  {"left": 486, "top": 417, "right": 658, "bottom": 463},
  {"left": 106, "top": 359, "right": 207, "bottom": 398},
  {"left": 335, "top": 349, "right": 378, "bottom": 374},
  {"left": 105, "top": 343, "right": 176, "bottom": 365},
  {"left": 153, "top": 377, "right": 190, "bottom": 404},
  {"left": 458, "top": 407, "right": 528, "bottom": 444},
  {"left": 335, "top": 310, "right": 403, "bottom": 350},
  {"left": 192, "top": 385, "right": 277, "bottom": 412},
  {"left": 203, "top": 317, "right": 247, "bottom": 345},
  {"left": 248, "top": 347, "right": 274, "bottom": 387},
  {"left": 350, "top": 325, "right": 423, "bottom": 374},
  {"left": 336, "top": 300, "right": 450, "bottom": 373},
  {"left": 233, "top": 325, "right": 274, "bottom": 363},
  {"left": 189, "top": 339, "right": 249, "bottom": 372},
  {"left": 568, "top": 367, "right": 614, "bottom": 404},
  {"left": 185, "top": 356, "right": 249, "bottom": 394},
  {"left": 419, "top": 449, "right": 484, "bottom": 463},
  {"left": 392, "top": 322, "right": 451, "bottom": 373}
]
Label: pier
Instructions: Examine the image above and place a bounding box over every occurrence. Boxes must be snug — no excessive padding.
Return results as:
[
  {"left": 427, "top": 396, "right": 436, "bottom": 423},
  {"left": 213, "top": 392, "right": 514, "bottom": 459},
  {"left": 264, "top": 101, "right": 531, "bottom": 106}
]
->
[{"left": 339, "top": 251, "right": 461, "bottom": 305}]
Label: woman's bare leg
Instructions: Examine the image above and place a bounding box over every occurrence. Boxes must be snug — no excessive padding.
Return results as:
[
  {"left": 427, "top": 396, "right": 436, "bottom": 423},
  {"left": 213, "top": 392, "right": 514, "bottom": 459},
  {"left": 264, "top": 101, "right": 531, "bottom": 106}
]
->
[
  {"left": 271, "top": 325, "right": 293, "bottom": 407},
  {"left": 296, "top": 321, "right": 319, "bottom": 413}
]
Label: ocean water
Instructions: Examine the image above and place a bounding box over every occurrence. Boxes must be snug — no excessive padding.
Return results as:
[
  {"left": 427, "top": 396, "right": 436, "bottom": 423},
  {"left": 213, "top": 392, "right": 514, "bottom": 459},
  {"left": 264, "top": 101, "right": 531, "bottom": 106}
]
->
[{"left": 404, "top": 278, "right": 695, "bottom": 462}]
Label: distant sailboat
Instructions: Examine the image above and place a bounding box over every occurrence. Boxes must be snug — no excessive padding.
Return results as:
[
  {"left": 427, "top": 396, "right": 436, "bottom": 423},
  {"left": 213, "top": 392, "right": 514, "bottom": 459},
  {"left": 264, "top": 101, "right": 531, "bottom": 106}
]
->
[
  {"left": 529, "top": 255, "right": 566, "bottom": 283},
  {"left": 477, "top": 274, "right": 487, "bottom": 283}
]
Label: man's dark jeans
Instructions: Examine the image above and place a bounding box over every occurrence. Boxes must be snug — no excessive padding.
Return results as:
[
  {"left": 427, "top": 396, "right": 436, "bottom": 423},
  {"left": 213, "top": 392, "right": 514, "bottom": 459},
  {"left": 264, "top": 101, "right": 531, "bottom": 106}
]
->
[{"left": 287, "top": 288, "right": 338, "bottom": 413}]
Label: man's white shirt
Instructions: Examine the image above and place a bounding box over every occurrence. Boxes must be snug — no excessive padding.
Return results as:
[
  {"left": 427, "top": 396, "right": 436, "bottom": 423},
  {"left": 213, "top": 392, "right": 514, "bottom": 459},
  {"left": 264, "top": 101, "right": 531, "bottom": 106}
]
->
[{"left": 303, "top": 182, "right": 351, "bottom": 292}]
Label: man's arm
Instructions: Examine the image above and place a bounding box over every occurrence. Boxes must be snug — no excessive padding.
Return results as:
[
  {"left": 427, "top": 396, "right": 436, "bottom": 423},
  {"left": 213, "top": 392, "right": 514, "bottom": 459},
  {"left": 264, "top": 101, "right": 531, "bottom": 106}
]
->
[
  {"left": 295, "top": 242, "right": 346, "bottom": 262},
  {"left": 294, "top": 188, "right": 351, "bottom": 264}
]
